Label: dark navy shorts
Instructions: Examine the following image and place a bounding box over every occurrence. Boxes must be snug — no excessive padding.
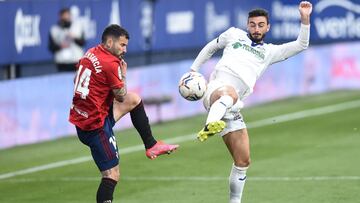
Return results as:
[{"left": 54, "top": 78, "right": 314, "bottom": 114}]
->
[{"left": 76, "top": 106, "right": 119, "bottom": 171}]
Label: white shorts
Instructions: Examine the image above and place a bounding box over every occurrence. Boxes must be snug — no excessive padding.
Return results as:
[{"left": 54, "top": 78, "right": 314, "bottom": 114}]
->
[{"left": 202, "top": 70, "right": 250, "bottom": 136}]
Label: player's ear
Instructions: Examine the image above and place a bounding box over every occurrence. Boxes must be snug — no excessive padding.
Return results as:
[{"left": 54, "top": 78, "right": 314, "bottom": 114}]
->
[
  {"left": 267, "top": 24, "right": 270, "bottom": 32},
  {"left": 105, "top": 38, "right": 113, "bottom": 49}
]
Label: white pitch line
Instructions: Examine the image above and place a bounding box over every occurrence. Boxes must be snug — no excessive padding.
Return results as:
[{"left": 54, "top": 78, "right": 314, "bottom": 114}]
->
[
  {"left": 247, "top": 99, "right": 360, "bottom": 128},
  {"left": 0, "top": 135, "right": 196, "bottom": 180},
  {"left": 1, "top": 99, "right": 360, "bottom": 180},
  {"left": 2, "top": 176, "right": 360, "bottom": 183}
]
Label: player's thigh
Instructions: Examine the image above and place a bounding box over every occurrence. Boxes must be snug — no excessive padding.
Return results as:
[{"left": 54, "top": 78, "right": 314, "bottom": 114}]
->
[
  {"left": 113, "top": 92, "right": 141, "bottom": 122},
  {"left": 76, "top": 117, "right": 120, "bottom": 173},
  {"left": 222, "top": 128, "right": 250, "bottom": 167},
  {"left": 203, "top": 72, "right": 243, "bottom": 110},
  {"left": 209, "top": 85, "right": 238, "bottom": 105},
  {"left": 203, "top": 81, "right": 238, "bottom": 110}
]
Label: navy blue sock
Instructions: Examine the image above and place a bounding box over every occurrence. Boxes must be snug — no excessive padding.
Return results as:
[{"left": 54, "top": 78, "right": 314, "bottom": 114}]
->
[
  {"left": 96, "top": 178, "right": 117, "bottom": 203},
  {"left": 130, "top": 101, "right": 157, "bottom": 149}
]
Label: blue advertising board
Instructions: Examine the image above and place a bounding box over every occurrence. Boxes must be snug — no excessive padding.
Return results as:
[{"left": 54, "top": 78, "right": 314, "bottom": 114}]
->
[
  {"left": 240, "top": 0, "right": 360, "bottom": 44},
  {"left": 2, "top": 40, "right": 360, "bottom": 149},
  {"left": 0, "top": 0, "right": 359, "bottom": 65}
]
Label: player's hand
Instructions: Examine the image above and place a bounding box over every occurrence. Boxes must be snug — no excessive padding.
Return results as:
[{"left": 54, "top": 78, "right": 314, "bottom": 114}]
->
[
  {"left": 66, "top": 33, "right": 73, "bottom": 40},
  {"left": 299, "top": 1, "right": 312, "bottom": 16},
  {"left": 120, "top": 59, "right": 127, "bottom": 78},
  {"left": 61, "top": 41, "right": 70, "bottom": 48},
  {"left": 299, "top": 1, "right": 312, "bottom": 25}
]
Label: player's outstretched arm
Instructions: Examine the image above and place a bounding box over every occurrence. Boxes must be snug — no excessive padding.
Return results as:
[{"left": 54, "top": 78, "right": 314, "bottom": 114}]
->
[
  {"left": 190, "top": 39, "right": 220, "bottom": 72},
  {"left": 299, "top": 1, "right": 312, "bottom": 25},
  {"left": 269, "top": 2, "right": 312, "bottom": 64}
]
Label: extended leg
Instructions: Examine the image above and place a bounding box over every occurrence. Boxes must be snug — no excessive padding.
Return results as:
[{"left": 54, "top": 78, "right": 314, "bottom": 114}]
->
[
  {"left": 113, "top": 92, "right": 179, "bottom": 159},
  {"left": 198, "top": 86, "right": 238, "bottom": 141},
  {"left": 223, "top": 129, "right": 250, "bottom": 203}
]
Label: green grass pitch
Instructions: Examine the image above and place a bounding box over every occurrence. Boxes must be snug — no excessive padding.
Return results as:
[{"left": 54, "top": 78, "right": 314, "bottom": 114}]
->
[{"left": 1, "top": 90, "right": 360, "bottom": 203}]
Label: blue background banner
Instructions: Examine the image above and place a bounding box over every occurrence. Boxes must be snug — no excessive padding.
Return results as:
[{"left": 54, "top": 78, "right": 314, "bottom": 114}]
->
[{"left": 1, "top": 0, "right": 359, "bottom": 65}]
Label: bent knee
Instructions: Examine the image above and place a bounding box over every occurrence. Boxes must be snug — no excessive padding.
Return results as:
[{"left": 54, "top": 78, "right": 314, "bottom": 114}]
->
[
  {"left": 210, "top": 86, "right": 238, "bottom": 105},
  {"left": 101, "top": 167, "right": 120, "bottom": 181},
  {"left": 126, "top": 92, "right": 142, "bottom": 108},
  {"left": 235, "top": 158, "right": 251, "bottom": 168},
  {"left": 103, "top": 174, "right": 120, "bottom": 182}
]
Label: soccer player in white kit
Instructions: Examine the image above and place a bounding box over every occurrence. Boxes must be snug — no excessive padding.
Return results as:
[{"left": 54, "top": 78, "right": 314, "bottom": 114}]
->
[{"left": 190, "top": 1, "right": 312, "bottom": 202}]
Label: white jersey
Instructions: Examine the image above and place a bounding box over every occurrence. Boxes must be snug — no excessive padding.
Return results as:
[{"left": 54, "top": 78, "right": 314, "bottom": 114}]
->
[
  {"left": 190, "top": 24, "right": 310, "bottom": 95},
  {"left": 50, "top": 21, "right": 84, "bottom": 64}
]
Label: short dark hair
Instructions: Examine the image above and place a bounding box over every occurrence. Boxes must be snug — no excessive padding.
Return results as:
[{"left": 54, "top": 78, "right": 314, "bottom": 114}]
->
[
  {"left": 101, "top": 24, "right": 130, "bottom": 43},
  {"left": 248, "top": 8, "right": 269, "bottom": 24},
  {"left": 59, "top": 8, "right": 70, "bottom": 16}
]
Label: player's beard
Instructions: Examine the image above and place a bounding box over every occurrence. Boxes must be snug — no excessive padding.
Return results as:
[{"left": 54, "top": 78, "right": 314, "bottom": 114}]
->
[
  {"left": 59, "top": 20, "right": 71, "bottom": 28},
  {"left": 116, "top": 51, "right": 124, "bottom": 59},
  {"left": 248, "top": 32, "right": 266, "bottom": 43},
  {"left": 109, "top": 46, "right": 123, "bottom": 59}
]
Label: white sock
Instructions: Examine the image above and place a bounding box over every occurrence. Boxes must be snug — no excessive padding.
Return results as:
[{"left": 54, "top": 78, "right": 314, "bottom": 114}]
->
[
  {"left": 229, "top": 164, "right": 248, "bottom": 203},
  {"left": 206, "top": 95, "right": 233, "bottom": 124}
]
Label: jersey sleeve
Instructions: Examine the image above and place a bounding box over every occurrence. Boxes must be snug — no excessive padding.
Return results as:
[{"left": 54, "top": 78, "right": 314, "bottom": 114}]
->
[
  {"left": 269, "top": 24, "right": 310, "bottom": 64},
  {"left": 190, "top": 27, "right": 236, "bottom": 72},
  {"left": 217, "top": 27, "right": 237, "bottom": 48},
  {"left": 105, "top": 61, "right": 125, "bottom": 89}
]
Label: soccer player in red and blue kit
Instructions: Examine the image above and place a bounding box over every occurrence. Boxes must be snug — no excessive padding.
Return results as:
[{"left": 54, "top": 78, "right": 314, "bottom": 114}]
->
[{"left": 69, "top": 24, "right": 179, "bottom": 203}]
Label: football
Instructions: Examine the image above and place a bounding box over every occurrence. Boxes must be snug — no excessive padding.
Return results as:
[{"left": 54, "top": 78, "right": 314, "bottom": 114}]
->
[{"left": 178, "top": 72, "right": 207, "bottom": 101}]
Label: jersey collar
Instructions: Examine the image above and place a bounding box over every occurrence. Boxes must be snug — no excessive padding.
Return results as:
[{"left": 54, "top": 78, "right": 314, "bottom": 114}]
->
[
  {"left": 99, "top": 44, "right": 121, "bottom": 62},
  {"left": 251, "top": 41, "right": 264, "bottom": 47},
  {"left": 247, "top": 34, "right": 264, "bottom": 47}
]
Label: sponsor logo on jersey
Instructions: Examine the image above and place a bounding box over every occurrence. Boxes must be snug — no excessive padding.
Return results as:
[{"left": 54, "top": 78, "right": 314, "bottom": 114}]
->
[
  {"left": 71, "top": 104, "right": 89, "bottom": 118},
  {"left": 232, "top": 41, "right": 265, "bottom": 60}
]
